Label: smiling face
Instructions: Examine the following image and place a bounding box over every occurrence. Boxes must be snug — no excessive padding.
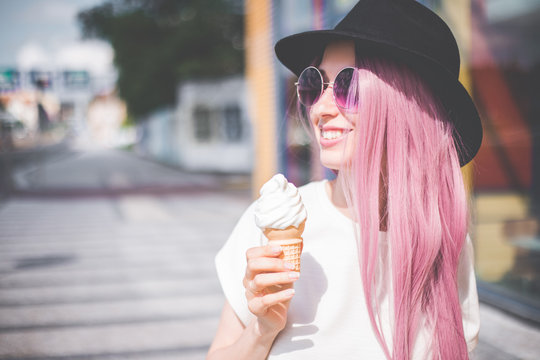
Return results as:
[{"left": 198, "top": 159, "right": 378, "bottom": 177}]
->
[{"left": 309, "top": 41, "right": 357, "bottom": 170}]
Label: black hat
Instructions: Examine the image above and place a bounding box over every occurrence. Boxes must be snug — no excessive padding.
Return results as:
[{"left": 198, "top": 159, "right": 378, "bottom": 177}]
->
[{"left": 275, "top": 0, "right": 482, "bottom": 166}]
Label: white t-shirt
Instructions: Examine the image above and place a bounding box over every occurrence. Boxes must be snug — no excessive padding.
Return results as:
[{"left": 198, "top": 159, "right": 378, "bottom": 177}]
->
[{"left": 215, "top": 180, "right": 480, "bottom": 359}]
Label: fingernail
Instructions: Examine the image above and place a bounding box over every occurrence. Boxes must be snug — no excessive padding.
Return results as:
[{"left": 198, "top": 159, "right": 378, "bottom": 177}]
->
[
  {"left": 288, "top": 272, "right": 300, "bottom": 279},
  {"left": 271, "top": 246, "right": 282, "bottom": 254},
  {"left": 284, "top": 262, "right": 295, "bottom": 270},
  {"left": 285, "top": 288, "right": 295, "bottom": 296}
]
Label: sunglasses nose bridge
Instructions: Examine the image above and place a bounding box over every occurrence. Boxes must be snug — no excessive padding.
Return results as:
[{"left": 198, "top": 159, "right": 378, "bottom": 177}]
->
[{"left": 319, "top": 82, "right": 335, "bottom": 102}]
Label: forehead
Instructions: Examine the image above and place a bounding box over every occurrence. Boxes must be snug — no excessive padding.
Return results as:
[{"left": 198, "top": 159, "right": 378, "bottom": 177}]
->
[{"left": 319, "top": 40, "right": 355, "bottom": 76}]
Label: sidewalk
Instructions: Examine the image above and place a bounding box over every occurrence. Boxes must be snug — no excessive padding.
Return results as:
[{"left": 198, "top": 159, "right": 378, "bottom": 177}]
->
[
  {"left": 0, "top": 188, "right": 251, "bottom": 359},
  {"left": 474, "top": 303, "right": 540, "bottom": 359}
]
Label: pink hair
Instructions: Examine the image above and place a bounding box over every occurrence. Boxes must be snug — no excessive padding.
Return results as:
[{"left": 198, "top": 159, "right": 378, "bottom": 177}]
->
[{"left": 316, "top": 56, "right": 469, "bottom": 359}]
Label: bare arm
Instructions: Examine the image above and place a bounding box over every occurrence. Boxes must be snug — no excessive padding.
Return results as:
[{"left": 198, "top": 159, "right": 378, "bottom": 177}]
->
[
  {"left": 207, "top": 245, "right": 299, "bottom": 359},
  {"left": 207, "top": 301, "right": 280, "bottom": 360}
]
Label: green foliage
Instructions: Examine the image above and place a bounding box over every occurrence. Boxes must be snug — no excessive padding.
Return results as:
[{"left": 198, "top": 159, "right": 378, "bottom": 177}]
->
[{"left": 78, "top": 0, "right": 244, "bottom": 118}]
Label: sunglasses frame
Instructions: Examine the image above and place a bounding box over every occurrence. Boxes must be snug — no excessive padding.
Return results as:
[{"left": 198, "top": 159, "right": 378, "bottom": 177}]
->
[{"left": 295, "top": 66, "right": 357, "bottom": 109}]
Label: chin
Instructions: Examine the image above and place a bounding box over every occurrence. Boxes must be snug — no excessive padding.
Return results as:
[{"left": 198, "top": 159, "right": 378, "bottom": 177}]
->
[
  {"left": 319, "top": 153, "right": 343, "bottom": 170},
  {"left": 316, "top": 133, "right": 355, "bottom": 171}
]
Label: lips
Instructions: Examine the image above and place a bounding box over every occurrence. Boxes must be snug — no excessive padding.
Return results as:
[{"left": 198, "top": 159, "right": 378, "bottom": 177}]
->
[{"left": 319, "top": 126, "right": 352, "bottom": 147}]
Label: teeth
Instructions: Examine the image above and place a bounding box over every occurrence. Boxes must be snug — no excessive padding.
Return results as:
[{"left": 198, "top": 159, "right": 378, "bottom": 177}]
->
[{"left": 321, "top": 130, "right": 344, "bottom": 140}]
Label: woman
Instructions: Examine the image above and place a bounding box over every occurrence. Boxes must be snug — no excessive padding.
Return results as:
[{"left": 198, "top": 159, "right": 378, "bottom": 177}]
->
[{"left": 208, "top": 0, "right": 482, "bottom": 359}]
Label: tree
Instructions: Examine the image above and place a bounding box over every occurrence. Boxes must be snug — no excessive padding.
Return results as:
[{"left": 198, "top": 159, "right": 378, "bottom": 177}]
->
[{"left": 78, "top": 0, "right": 244, "bottom": 118}]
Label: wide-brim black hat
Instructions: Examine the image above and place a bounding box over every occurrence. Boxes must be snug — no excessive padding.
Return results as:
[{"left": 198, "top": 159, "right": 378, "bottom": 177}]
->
[{"left": 275, "top": 0, "right": 482, "bottom": 166}]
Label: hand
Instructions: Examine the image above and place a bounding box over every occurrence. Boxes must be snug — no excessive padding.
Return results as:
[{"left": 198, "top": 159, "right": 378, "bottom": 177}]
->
[{"left": 243, "top": 245, "right": 300, "bottom": 336}]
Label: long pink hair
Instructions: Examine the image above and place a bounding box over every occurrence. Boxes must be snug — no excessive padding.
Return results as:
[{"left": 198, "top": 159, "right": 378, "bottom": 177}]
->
[{"left": 312, "top": 55, "right": 469, "bottom": 359}]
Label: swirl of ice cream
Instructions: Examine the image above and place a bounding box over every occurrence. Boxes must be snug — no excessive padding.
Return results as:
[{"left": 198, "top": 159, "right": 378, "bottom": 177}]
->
[{"left": 254, "top": 174, "right": 307, "bottom": 230}]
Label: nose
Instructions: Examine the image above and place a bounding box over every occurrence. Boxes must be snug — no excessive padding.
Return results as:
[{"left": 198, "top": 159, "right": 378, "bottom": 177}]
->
[{"left": 310, "top": 84, "right": 339, "bottom": 124}]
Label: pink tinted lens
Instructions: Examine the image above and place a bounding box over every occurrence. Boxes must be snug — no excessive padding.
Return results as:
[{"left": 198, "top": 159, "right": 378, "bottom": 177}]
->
[{"left": 334, "top": 67, "right": 357, "bottom": 109}]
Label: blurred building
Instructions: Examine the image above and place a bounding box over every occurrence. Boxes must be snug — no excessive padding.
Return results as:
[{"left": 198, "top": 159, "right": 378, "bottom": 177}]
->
[
  {"left": 176, "top": 76, "right": 252, "bottom": 173},
  {"left": 86, "top": 91, "right": 132, "bottom": 148},
  {"left": 137, "top": 76, "right": 252, "bottom": 173},
  {"left": 245, "top": 0, "right": 540, "bottom": 322},
  {"left": 0, "top": 68, "right": 122, "bottom": 148}
]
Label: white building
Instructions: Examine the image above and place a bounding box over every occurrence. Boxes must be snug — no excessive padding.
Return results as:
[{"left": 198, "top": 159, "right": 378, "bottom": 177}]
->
[
  {"left": 176, "top": 76, "right": 252, "bottom": 173},
  {"left": 139, "top": 76, "right": 252, "bottom": 173}
]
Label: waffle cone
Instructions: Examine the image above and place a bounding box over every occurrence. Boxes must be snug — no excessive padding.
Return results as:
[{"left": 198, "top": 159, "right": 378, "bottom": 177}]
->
[
  {"left": 264, "top": 220, "right": 305, "bottom": 272},
  {"left": 269, "top": 238, "right": 303, "bottom": 271}
]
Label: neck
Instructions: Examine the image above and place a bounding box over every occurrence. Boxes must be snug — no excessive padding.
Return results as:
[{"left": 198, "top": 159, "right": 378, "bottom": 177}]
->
[
  {"left": 326, "top": 172, "right": 388, "bottom": 231},
  {"left": 326, "top": 173, "right": 352, "bottom": 219}
]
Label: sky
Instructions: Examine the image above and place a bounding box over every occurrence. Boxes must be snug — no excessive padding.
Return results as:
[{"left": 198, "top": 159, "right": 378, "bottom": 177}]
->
[{"left": 0, "top": 0, "right": 114, "bottom": 76}]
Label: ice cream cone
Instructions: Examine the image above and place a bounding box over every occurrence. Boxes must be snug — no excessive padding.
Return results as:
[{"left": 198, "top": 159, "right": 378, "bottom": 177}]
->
[
  {"left": 255, "top": 174, "right": 307, "bottom": 272},
  {"left": 263, "top": 221, "right": 305, "bottom": 240},
  {"left": 264, "top": 220, "right": 305, "bottom": 272}
]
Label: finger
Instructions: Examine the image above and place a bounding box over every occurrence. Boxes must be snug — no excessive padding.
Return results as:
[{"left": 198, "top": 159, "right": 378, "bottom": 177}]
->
[
  {"left": 248, "top": 288, "right": 295, "bottom": 317},
  {"left": 246, "top": 245, "right": 282, "bottom": 262},
  {"left": 246, "top": 257, "right": 296, "bottom": 279},
  {"left": 249, "top": 272, "right": 300, "bottom": 293},
  {"left": 243, "top": 277, "right": 267, "bottom": 295}
]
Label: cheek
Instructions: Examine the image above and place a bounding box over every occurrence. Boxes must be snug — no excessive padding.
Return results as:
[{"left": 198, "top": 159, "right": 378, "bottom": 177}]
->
[{"left": 343, "top": 111, "right": 357, "bottom": 128}]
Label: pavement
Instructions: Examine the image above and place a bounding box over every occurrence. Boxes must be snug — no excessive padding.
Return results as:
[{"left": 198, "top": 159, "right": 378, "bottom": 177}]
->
[{"left": 0, "top": 145, "right": 539, "bottom": 359}]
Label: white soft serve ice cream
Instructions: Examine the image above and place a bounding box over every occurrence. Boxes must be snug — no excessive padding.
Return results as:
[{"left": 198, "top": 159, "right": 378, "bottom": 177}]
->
[{"left": 254, "top": 174, "right": 307, "bottom": 230}]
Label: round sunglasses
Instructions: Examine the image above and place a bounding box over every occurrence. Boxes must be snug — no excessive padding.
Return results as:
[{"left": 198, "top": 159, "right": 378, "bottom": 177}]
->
[{"left": 295, "top": 66, "right": 358, "bottom": 109}]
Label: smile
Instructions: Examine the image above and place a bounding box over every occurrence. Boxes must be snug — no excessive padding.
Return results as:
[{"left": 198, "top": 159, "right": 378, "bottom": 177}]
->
[
  {"left": 319, "top": 127, "right": 352, "bottom": 146},
  {"left": 321, "top": 129, "right": 347, "bottom": 140}
]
